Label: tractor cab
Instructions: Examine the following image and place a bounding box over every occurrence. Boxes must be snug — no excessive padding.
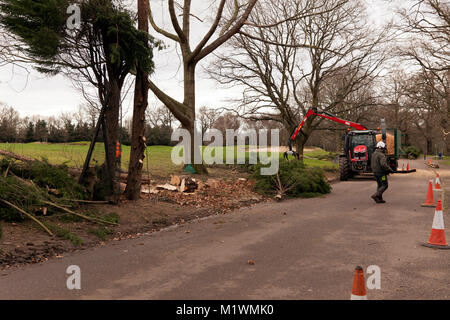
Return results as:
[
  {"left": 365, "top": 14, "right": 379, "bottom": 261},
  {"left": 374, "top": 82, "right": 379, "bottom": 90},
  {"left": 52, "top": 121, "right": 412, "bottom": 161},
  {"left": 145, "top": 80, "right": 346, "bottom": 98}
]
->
[{"left": 344, "top": 130, "right": 377, "bottom": 173}]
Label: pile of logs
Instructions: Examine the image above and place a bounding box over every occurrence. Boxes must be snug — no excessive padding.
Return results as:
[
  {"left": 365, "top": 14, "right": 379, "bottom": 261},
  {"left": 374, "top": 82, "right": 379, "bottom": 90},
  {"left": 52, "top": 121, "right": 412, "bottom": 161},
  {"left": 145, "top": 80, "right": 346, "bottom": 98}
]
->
[{"left": 141, "top": 175, "right": 227, "bottom": 195}]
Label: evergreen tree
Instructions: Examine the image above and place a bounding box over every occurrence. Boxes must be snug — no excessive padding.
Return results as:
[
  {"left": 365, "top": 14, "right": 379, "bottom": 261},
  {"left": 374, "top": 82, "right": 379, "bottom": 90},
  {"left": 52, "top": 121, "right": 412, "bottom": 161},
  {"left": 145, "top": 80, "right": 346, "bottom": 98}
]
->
[
  {"left": 25, "top": 122, "right": 35, "bottom": 143},
  {"left": 0, "top": 0, "right": 156, "bottom": 197}
]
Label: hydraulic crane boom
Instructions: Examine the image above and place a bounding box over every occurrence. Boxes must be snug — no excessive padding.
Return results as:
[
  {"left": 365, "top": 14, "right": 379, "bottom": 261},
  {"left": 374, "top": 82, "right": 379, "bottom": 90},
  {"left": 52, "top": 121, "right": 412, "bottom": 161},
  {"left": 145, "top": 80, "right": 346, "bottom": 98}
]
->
[
  {"left": 285, "top": 108, "right": 368, "bottom": 159},
  {"left": 283, "top": 107, "right": 415, "bottom": 177}
]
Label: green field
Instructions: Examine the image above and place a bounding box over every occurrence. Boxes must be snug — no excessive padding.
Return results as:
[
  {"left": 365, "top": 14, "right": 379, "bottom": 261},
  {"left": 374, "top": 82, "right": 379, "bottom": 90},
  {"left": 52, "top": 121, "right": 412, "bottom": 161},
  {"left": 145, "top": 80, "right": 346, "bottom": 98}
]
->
[
  {"left": 441, "top": 156, "right": 450, "bottom": 166},
  {"left": 0, "top": 142, "right": 338, "bottom": 176}
]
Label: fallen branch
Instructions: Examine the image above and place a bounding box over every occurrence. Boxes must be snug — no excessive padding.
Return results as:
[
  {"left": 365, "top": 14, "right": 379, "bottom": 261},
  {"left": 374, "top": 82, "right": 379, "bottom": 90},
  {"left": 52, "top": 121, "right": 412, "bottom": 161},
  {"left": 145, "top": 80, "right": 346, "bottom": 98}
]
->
[
  {"left": 42, "top": 201, "right": 118, "bottom": 226},
  {"left": 0, "top": 199, "right": 53, "bottom": 236},
  {"left": 3, "top": 160, "right": 12, "bottom": 178},
  {"left": 0, "top": 149, "right": 35, "bottom": 163}
]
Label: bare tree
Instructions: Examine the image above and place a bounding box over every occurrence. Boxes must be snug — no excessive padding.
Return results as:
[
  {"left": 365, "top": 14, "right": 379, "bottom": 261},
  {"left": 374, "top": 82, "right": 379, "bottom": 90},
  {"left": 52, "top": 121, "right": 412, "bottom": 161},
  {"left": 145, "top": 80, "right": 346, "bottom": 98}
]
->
[
  {"left": 125, "top": 0, "right": 152, "bottom": 200},
  {"left": 146, "top": 105, "right": 177, "bottom": 128},
  {"left": 375, "top": 70, "right": 414, "bottom": 145},
  {"left": 147, "top": 0, "right": 259, "bottom": 172},
  {"left": 0, "top": 103, "right": 20, "bottom": 142},
  {"left": 213, "top": 111, "right": 241, "bottom": 144},
  {"left": 399, "top": 0, "right": 450, "bottom": 72},
  {"left": 398, "top": 0, "right": 450, "bottom": 134},
  {"left": 401, "top": 69, "right": 448, "bottom": 153},
  {"left": 211, "top": 0, "right": 390, "bottom": 158},
  {"left": 198, "top": 106, "right": 221, "bottom": 137},
  {"left": 1, "top": 0, "right": 155, "bottom": 199}
]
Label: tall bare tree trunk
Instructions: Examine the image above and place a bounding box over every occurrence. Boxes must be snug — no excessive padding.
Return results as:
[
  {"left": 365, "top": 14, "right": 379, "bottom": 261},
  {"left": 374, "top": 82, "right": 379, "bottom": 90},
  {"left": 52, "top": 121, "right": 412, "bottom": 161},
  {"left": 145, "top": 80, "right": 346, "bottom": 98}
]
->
[
  {"left": 103, "top": 78, "right": 121, "bottom": 196},
  {"left": 182, "top": 61, "right": 206, "bottom": 173},
  {"left": 125, "top": 0, "right": 150, "bottom": 200}
]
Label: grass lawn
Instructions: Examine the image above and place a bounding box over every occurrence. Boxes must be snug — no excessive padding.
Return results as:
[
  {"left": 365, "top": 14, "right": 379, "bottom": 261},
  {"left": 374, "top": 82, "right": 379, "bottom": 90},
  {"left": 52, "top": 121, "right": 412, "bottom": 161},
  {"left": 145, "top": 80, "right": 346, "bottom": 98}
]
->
[
  {"left": 0, "top": 142, "right": 338, "bottom": 176},
  {"left": 441, "top": 156, "right": 450, "bottom": 166}
]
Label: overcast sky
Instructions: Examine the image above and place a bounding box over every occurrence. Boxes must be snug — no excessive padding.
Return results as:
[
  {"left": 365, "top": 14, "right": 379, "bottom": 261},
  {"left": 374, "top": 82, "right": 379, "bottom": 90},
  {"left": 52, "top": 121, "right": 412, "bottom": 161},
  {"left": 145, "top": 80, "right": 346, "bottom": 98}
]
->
[{"left": 0, "top": 0, "right": 400, "bottom": 119}]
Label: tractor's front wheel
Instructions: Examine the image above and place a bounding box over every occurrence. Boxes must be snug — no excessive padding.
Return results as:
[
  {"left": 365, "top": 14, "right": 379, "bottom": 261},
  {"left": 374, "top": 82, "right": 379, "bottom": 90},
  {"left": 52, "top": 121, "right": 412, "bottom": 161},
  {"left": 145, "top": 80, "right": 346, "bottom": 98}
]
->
[{"left": 339, "top": 156, "right": 351, "bottom": 181}]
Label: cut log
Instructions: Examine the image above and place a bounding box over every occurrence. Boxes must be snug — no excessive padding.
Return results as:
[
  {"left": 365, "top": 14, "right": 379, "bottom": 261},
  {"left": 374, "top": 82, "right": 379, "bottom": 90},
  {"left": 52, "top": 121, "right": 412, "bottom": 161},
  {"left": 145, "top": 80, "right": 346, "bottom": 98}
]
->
[
  {"left": 184, "top": 178, "right": 198, "bottom": 193},
  {"left": 170, "top": 175, "right": 181, "bottom": 186},
  {"left": 156, "top": 184, "right": 178, "bottom": 191},
  {"left": 179, "top": 178, "right": 186, "bottom": 192},
  {"left": 178, "top": 178, "right": 198, "bottom": 193},
  {"left": 141, "top": 186, "right": 159, "bottom": 194}
]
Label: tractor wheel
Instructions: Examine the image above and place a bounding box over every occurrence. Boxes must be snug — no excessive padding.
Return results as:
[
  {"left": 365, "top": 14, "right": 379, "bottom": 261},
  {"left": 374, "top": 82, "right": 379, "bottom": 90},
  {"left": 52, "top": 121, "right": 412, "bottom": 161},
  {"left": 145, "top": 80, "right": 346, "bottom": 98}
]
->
[{"left": 339, "top": 157, "right": 351, "bottom": 181}]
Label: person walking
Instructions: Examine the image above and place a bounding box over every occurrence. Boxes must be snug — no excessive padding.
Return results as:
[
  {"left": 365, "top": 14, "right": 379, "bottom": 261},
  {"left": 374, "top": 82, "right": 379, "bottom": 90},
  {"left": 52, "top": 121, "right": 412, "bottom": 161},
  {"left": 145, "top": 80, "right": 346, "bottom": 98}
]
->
[{"left": 371, "top": 141, "right": 394, "bottom": 203}]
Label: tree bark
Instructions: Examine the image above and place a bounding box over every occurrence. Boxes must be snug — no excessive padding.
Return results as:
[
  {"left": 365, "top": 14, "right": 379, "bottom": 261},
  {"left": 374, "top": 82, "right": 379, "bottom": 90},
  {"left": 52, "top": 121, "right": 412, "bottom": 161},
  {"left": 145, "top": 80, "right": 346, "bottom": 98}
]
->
[
  {"left": 103, "top": 78, "right": 121, "bottom": 196},
  {"left": 182, "top": 62, "right": 205, "bottom": 172},
  {"left": 147, "top": 0, "right": 258, "bottom": 174},
  {"left": 125, "top": 0, "right": 150, "bottom": 200}
]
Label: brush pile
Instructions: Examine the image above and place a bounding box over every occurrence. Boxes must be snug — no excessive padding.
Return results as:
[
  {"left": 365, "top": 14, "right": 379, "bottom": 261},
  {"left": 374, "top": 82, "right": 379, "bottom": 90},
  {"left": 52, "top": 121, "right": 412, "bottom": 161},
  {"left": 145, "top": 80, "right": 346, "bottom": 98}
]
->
[{"left": 0, "top": 154, "right": 117, "bottom": 236}]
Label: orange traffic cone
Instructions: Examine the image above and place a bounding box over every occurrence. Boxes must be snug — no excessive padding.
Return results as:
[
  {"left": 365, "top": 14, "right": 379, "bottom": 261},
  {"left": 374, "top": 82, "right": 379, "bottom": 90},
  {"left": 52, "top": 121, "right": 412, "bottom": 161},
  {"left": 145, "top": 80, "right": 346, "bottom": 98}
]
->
[
  {"left": 434, "top": 173, "right": 441, "bottom": 190},
  {"left": 350, "top": 266, "right": 367, "bottom": 300},
  {"left": 407, "top": 162, "right": 410, "bottom": 171},
  {"left": 429, "top": 158, "right": 433, "bottom": 166},
  {"left": 422, "top": 200, "right": 450, "bottom": 250},
  {"left": 421, "top": 180, "right": 435, "bottom": 207}
]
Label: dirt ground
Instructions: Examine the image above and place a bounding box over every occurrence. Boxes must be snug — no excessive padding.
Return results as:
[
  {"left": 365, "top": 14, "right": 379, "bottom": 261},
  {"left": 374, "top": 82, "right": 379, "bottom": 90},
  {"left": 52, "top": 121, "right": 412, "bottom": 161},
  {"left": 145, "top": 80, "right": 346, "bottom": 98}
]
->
[
  {"left": 0, "top": 165, "right": 339, "bottom": 270},
  {"left": 0, "top": 167, "right": 280, "bottom": 269}
]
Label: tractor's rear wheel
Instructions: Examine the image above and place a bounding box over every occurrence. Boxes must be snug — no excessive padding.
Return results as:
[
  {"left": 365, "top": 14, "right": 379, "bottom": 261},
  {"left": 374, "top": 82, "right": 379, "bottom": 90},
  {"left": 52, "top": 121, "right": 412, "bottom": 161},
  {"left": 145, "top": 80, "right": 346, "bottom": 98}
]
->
[{"left": 339, "top": 157, "right": 351, "bottom": 181}]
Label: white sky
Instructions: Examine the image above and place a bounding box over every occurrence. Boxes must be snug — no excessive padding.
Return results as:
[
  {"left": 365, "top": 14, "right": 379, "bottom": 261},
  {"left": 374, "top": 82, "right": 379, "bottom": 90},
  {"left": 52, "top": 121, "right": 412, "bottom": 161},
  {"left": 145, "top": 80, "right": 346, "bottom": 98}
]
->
[{"left": 0, "top": 0, "right": 401, "bottom": 118}]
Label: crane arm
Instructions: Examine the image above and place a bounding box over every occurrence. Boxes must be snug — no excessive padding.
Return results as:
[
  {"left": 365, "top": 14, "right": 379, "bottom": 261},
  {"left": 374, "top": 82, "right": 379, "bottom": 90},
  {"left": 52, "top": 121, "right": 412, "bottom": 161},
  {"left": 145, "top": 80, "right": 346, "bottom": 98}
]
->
[{"left": 285, "top": 108, "right": 367, "bottom": 158}]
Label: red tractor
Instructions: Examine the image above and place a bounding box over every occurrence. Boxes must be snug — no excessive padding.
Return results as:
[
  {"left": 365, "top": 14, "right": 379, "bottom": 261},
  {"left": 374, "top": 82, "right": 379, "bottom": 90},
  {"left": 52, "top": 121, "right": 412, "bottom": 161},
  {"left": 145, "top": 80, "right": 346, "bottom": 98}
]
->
[{"left": 284, "top": 108, "right": 414, "bottom": 181}]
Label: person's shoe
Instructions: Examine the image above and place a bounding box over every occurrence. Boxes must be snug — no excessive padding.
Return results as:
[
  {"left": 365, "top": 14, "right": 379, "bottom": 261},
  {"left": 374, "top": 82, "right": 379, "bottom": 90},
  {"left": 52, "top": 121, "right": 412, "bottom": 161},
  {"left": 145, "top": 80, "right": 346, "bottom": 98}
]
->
[
  {"left": 371, "top": 195, "right": 381, "bottom": 203},
  {"left": 378, "top": 198, "right": 386, "bottom": 204}
]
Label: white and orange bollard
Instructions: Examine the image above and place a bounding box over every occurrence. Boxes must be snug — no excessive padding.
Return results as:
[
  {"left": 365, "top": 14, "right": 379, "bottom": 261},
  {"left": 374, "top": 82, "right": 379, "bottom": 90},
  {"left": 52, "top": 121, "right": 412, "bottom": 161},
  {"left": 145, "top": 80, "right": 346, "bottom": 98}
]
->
[
  {"left": 422, "top": 200, "right": 450, "bottom": 250},
  {"left": 434, "top": 173, "right": 441, "bottom": 190}
]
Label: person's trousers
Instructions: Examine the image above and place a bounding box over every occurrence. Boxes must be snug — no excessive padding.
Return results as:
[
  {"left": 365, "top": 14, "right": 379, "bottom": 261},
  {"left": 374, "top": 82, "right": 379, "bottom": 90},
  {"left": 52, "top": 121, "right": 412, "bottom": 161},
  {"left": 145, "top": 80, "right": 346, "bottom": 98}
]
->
[{"left": 374, "top": 174, "right": 388, "bottom": 199}]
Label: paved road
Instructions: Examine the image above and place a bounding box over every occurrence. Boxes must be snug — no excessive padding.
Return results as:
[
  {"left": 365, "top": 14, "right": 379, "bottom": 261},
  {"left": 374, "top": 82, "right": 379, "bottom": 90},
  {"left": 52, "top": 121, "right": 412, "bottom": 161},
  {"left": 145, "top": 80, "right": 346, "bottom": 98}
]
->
[{"left": 1, "top": 160, "right": 449, "bottom": 300}]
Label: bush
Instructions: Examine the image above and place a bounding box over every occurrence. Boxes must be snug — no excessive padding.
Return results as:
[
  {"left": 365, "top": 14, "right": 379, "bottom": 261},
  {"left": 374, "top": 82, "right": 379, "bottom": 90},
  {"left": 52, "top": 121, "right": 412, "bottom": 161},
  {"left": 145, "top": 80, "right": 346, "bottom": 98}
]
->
[
  {"left": 403, "top": 146, "right": 421, "bottom": 159},
  {"left": 252, "top": 160, "right": 331, "bottom": 198},
  {"left": 0, "top": 158, "right": 88, "bottom": 221},
  {"left": 0, "top": 158, "right": 87, "bottom": 200}
]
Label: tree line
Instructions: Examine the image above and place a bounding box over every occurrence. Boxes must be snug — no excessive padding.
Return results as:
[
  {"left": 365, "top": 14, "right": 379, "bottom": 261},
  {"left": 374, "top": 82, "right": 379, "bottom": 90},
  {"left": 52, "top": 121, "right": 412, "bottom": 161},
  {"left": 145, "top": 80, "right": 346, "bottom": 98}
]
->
[{"left": 0, "top": 102, "right": 253, "bottom": 147}]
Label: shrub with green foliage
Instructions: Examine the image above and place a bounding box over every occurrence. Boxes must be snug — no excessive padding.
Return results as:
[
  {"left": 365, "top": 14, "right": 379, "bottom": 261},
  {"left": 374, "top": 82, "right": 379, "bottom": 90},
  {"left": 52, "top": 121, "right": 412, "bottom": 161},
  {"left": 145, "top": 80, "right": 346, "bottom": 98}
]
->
[
  {"left": 252, "top": 160, "right": 331, "bottom": 198},
  {"left": 0, "top": 158, "right": 88, "bottom": 221},
  {"left": 403, "top": 146, "right": 421, "bottom": 159},
  {"left": 0, "top": 174, "right": 53, "bottom": 221},
  {"left": 0, "top": 158, "right": 87, "bottom": 200},
  {"left": 88, "top": 226, "right": 113, "bottom": 241}
]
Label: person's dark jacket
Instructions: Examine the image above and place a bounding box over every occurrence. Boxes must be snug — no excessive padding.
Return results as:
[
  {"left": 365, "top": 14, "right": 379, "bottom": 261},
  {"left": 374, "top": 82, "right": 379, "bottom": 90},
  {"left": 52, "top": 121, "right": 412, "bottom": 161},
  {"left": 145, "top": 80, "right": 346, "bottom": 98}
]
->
[{"left": 371, "top": 149, "right": 393, "bottom": 175}]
